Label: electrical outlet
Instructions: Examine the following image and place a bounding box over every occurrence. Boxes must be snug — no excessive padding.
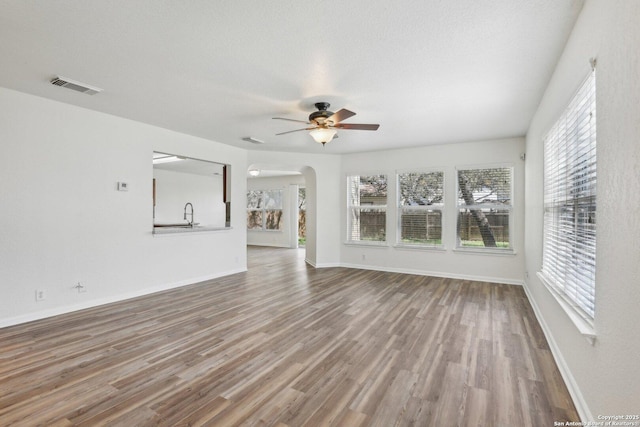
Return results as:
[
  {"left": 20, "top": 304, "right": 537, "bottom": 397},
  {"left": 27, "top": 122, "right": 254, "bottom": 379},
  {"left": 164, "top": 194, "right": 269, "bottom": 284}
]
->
[
  {"left": 361, "top": 254, "right": 366, "bottom": 261},
  {"left": 35, "top": 289, "right": 45, "bottom": 301}
]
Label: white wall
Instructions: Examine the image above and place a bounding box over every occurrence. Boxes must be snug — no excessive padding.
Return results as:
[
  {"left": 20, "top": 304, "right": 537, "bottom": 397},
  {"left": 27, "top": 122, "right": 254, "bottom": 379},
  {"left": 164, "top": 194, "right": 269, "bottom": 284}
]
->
[
  {"left": 524, "top": 0, "right": 640, "bottom": 419},
  {"left": 341, "top": 138, "right": 526, "bottom": 285},
  {"left": 153, "top": 168, "right": 225, "bottom": 227},
  {"left": 246, "top": 174, "right": 305, "bottom": 248},
  {"left": 0, "top": 87, "right": 248, "bottom": 327}
]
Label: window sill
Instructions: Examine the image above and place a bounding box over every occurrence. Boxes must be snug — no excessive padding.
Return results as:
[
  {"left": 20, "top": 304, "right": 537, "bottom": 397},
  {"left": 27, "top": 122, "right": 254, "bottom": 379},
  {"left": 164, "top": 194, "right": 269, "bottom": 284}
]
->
[
  {"left": 343, "top": 241, "right": 388, "bottom": 248},
  {"left": 394, "top": 244, "right": 446, "bottom": 252},
  {"left": 452, "top": 247, "right": 516, "bottom": 256},
  {"left": 536, "top": 272, "right": 597, "bottom": 345}
]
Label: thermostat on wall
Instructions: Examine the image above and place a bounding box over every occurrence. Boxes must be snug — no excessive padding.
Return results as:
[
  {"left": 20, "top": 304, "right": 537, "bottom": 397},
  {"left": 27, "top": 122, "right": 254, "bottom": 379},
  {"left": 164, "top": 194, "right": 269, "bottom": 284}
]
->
[{"left": 117, "top": 182, "right": 129, "bottom": 191}]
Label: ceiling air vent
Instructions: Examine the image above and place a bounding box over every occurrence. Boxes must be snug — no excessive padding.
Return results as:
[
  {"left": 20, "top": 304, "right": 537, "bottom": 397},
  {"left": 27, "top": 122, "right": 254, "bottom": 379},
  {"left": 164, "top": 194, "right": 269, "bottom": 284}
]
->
[
  {"left": 242, "top": 137, "right": 265, "bottom": 144},
  {"left": 50, "top": 76, "right": 103, "bottom": 95}
]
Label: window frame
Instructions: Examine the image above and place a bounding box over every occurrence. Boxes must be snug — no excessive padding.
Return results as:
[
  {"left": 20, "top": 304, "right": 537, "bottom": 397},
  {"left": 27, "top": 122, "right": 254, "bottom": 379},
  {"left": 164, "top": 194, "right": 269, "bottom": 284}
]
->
[
  {"left": 454, "top": 164, "right": 515, "bottom": 253},
  {"left": 345, "top": 173, "right": 388, "bottom": 245},
  {"left": 395, "top": 169, "right": 445, "bottom": 249}
]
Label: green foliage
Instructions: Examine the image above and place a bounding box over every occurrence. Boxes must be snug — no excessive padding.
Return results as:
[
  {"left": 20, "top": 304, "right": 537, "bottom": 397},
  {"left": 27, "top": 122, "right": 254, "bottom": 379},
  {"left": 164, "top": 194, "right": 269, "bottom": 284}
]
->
[{"left": 400, "top": 238, "right": 442, "bottom": 245}]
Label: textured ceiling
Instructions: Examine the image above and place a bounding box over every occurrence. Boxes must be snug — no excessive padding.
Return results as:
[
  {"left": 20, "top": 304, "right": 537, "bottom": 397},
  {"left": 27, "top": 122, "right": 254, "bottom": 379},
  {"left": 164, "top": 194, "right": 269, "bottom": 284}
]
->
[{"left": 0, "top": 0, "right": 583, "bottom": 154}]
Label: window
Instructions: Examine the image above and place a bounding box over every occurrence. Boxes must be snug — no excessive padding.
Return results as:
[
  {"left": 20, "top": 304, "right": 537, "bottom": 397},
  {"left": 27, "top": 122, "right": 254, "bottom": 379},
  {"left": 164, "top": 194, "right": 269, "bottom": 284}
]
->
[
  {"left": 541, "top": 70, "right": 596, "bottom": 320},
  {"left": 246, "top": 189, "right": 283, "bottom": 231},
  {"left": 456, "top": 167, "right": 513, "bottom": 250},
  {"left": 397, "top": 171, "right": 444, "bottom": 247},
  {"left": 298, "top": 187, "right": 306, "bottom": 246},
  {"left": 347, "top": 174, "right": 387, "bottom": 243}
]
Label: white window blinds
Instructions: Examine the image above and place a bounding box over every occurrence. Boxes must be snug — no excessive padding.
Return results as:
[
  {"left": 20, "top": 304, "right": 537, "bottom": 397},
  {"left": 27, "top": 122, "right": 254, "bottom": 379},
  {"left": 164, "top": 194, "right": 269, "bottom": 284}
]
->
[{"left": 542, "top": 70, "right": 597, "bottom": 319}]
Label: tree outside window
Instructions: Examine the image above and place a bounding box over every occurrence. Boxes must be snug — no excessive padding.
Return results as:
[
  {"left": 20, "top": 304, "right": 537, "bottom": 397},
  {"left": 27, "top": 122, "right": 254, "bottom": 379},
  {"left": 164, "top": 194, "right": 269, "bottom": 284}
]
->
[
  {"left": 247, "top": 189, "right": 283, "bottom": 231},
  {"left": 456, "top": 167, "right": 513, "bottom": 249},
  {"left": 397, "top": 171, "right": 444, "bottom": 247},
  {"left": 298, "top": 187, "right": 306, "bottom": 245}
]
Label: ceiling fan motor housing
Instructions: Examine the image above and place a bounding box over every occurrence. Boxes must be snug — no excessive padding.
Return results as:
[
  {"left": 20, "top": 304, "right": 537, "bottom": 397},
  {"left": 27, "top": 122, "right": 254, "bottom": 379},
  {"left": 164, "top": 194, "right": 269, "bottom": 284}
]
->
[{"left": 309, "top": 102, "right": 334, "bottom": 125}]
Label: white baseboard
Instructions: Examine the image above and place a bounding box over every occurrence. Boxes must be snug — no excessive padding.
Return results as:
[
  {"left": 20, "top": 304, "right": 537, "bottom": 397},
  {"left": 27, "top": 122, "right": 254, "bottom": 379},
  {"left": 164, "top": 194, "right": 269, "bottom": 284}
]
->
[
  {"left": 306, "top": 258, "right": 341, "bottom": 268},
  {"left": 522, "top": 282, "right": 592, "bottom": 422},
  {"left": 0, "top": 268, "right": 246, "bottom": 328},
  {"left": 247, "top": 242, "right": 292, "bottom": 248},
  {"left": 337, "top": 262, "right": 524, "bottom": 286}
]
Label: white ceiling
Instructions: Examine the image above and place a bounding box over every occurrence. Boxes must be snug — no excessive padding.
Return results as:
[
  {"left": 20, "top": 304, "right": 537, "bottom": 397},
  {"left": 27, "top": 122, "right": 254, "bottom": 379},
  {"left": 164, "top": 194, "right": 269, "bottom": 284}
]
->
[{"left": 0, "top": 0, "right": 583, "bottom": 154}]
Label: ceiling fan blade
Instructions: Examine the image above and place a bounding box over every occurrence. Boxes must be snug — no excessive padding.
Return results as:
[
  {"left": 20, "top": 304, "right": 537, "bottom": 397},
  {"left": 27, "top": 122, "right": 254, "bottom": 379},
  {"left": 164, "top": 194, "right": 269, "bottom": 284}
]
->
[
  {"left": 275, "top": 127, "right": 315, "bottom": 136},
  {"left": 272, "top": 117, "right": 310, "bottom": 124},
  {"left": 327, "top": 108, "right": 356, "bottom": 124},
  {"left": 334, "top": 123, "right": 380, "bottom": 131}
]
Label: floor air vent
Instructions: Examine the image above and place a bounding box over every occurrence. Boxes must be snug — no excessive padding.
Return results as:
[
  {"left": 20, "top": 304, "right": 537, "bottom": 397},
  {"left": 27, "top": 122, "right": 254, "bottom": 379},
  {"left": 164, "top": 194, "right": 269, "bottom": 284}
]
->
[{"left": 50, "top": 76, "right": 102, "bottom": 95}]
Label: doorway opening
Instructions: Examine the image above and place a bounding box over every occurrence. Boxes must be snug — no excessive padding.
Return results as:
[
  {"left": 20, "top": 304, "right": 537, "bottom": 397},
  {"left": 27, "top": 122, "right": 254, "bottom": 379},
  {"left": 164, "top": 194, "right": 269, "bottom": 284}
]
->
[{"left": 246, "top": 165, "right": 316, "bottom": 266}]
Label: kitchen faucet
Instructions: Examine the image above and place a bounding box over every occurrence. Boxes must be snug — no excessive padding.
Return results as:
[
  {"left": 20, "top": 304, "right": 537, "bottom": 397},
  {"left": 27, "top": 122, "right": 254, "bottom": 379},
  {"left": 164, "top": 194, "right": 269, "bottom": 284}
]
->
[{"left": 183, "top": 202, "right": 194, "bottom": 226}]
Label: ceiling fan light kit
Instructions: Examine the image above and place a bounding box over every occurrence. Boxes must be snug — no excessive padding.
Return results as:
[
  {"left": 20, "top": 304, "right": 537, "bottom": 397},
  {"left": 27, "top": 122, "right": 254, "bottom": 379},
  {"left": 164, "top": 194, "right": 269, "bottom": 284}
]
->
[
  {"left": 273, "top": 102, "right": 379, "bottom": 146},
  {"left": 309, "top": 127, "right": 337, "bottom": 145}
]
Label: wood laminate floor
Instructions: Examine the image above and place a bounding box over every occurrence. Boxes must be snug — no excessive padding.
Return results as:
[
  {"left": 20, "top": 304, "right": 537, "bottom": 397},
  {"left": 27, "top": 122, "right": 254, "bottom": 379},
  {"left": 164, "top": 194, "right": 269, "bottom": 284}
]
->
[{"left": 0, "top": 246, "right": 579, "bottom": 426}]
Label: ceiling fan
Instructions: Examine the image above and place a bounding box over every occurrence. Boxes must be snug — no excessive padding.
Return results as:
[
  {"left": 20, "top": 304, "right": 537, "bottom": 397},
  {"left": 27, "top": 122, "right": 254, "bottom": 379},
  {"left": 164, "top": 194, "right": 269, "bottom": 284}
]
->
[{"left": 273, "top": 102, "right": 380, "bottom": 145}]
